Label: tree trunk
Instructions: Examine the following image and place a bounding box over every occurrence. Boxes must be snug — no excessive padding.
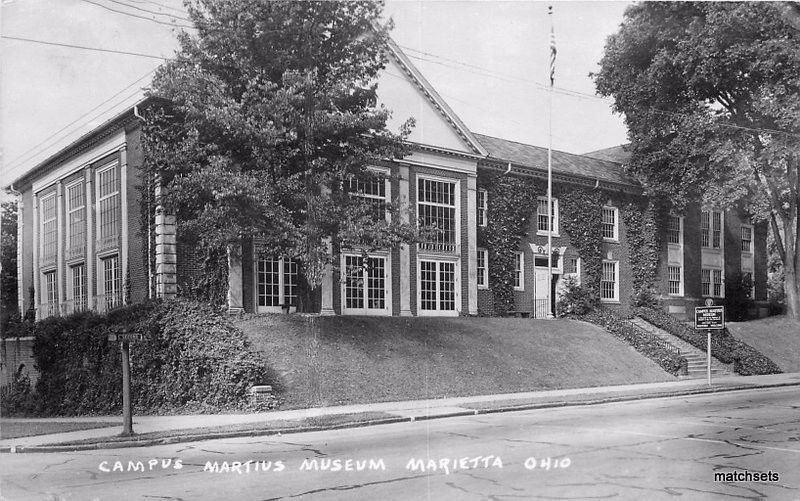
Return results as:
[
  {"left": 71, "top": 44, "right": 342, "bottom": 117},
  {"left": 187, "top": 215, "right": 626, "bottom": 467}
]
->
[
  {"left": 295, "top": 273, "right": 321, "bottom": 313},
  {"left": 785, "top": 264, "right": 799, "bottom": 320}
]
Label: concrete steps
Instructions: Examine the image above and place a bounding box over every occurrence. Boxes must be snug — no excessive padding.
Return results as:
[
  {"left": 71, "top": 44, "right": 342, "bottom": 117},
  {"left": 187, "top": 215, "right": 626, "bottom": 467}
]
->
[{"left": 630, "top": 317, "right": 733, "bottom": 379}]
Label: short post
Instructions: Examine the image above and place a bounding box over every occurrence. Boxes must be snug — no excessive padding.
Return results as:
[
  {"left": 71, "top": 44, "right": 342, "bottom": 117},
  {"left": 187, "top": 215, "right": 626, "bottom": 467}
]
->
[
  {"left": 706, "top": 329, "right": 712, "bottom": 386},
  {"left": 120, "top": 340, "right": 133, "bottom": 436}
]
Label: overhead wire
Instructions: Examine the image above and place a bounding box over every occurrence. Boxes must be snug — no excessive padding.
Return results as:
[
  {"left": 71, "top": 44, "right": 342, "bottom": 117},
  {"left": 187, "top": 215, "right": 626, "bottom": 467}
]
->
[
  {"left": 0, "top": 35, "right": 169, "bottom": 60},
  {"left": 79, "top": 0, "right": 194, "bottom": 29}
]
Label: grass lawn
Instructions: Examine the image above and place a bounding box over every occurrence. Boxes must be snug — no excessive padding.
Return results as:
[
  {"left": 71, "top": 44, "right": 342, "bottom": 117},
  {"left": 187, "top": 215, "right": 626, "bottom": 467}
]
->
[
  {"left": 1, "top": 420, "right": 119, "bottom": 439},
  {"left": 238, "top": 315, "right": 676, "bottom": 409},
  {"left": 726, "top": 316, "right": 800, "bottom": 372}
]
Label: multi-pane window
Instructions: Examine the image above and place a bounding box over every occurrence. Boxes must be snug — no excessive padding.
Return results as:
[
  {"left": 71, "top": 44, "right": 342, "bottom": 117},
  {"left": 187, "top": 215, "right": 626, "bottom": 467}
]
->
[
  {"left": 536, "top": 197, "right": 558, "bottom": 234},
  {"left": 667, "top": 215, "right": 682, "bottom": 245},
  {"left": 477, "top": 189, "right": 488, "bottom": 227},
  {"left": 40, "top": 194, "right": 57, "bottom": 259},
  {"left": 419, "top": 260, "right": 456, "bottom": 312},
  {"left": 566, "top": 257, "right": 579, "bottom": 275},
  {"left": 257, "top": 257, "right": 297, "bottom": 308},
  {"left": 71, "top": 264, "right": 87, "bottom": 312},
  {"left": 102, "top": 255, "right": 122, "bottom": 309},
  {"left": 349, "top": 173, "right": 388, "bottom": 221},
  {"left": 702, "top": 268, "right": 723, "bottom": 297},
  {"left": 477, "top": 249, "right": 488, "bottom": 288},
  {"left": 702, "top": 210, "right": 722, "bottom": 249},
  {"left": 514, "top": 252, "right": 524, "bottom": 290},
  {"left": 741, "top": 226, "right": 752, "bottom": 252},
  {"left": 668, "top": 266, "right": 682, "bottom": 296},
  {"left": 602, "top": 206, "right": 618, "bottom": 241},
  {"left": 67, "top": 182, "right": 86, "bottom": 250},
  {"left": 98, "top": 165, "right": 120, "bottom": 241},
  {"left": 418, "top": 178, "right": 457, "bottom": 248},
  {"left": 601, "top": 261, "right": 618, "bottom": 301},
  {"left": 343, "top": 255, "right": 387, "bottom": 311},
  {"left": 43, "top": 270, "right": 58, "bottom": 308}
]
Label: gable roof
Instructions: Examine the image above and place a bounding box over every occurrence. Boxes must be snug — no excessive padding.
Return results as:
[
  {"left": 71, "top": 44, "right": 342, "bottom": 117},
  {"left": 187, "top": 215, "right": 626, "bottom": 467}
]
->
[
  {"left": 583, "top": 144, "right": 632, "bottom": 164},
  {"left": 473, "top": 133, "right": 638, "bottom": 187},
  {"left": 383, "top": 37, "right": 487, "bottom": 157}
]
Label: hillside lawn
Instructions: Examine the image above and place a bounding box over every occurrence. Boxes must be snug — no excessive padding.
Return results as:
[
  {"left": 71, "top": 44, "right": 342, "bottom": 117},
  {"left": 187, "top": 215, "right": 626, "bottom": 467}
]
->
[
  {"left": 238, "top": 315, "right": 676, "bottom": 409},
  {"left": 726, "top": 316, "right": 800, "bottom": 372}
]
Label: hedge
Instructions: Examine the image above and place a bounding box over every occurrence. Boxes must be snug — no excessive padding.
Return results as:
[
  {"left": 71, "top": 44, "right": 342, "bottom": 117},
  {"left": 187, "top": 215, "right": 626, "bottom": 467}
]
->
[
  {"left": 634, "top": 307, "right": 782, "bottom": 376},
  {"left": 1, "top": 299, "right": 280, "bottom": 416},
  {"left": 579, "top": 309, "right": 688, "bottom": 377}
]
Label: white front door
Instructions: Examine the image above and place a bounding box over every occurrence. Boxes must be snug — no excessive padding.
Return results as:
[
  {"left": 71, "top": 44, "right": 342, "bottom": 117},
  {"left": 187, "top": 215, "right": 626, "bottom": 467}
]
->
[
  {"left": 534, "top": 268, "right": 550, "bottom": 318},
  {"left": 418, "top": 259, "right": 459, "bottom": 316},
  {"left": 256, "top": 257, "right": 297, "bottom": 313}
]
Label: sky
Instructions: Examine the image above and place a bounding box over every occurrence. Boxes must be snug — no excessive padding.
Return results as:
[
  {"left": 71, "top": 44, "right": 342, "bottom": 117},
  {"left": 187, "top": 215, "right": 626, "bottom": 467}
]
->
[{"left": 0, "top": 0, "right": 631, "bottom": 190}]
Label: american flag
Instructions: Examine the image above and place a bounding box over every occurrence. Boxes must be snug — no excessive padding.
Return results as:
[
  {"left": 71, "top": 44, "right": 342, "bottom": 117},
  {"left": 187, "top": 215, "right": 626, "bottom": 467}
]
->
[{"left": 548, "top": 10, "right": 557, "bottom": 86}]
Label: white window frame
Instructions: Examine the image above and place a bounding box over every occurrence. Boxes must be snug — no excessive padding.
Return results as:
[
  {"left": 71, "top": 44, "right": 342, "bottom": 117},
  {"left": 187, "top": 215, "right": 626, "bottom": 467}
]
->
[
  {"left": 349, "top": 166, "right": 391, "bottom": 223},
  {"left": 477, "top": 189, "right": 488, "bottom": 227},
  {"left": 702, "top": 210, "right": 723, "bottom": 250},
  {"left": 602, "top": 206, "right": 619, "bottom": 242},
  {"left": 39, "top": 192, "right": 57, "bottom": 260},
  {"left": 667, "top": 265, "right": 683, "bottom": 296},
  {"left": 514, "top": 251, "right": 525, "bottom": 291},
  {"left": 100, "top": 253, "right": 122, "bottom": 310},
  {"left": 417, "top": 257, "right": 460, "bottom": 316},
  {"left": 701, "top": 267, "right": 724, "bottom": 298},
  {"left": 254, "top": 255, "right": 298, "bottom": 313},
  {"left": 96, "top": 161, "right": 120, "bottom": 245},
  {"left": 416, "top": 174, "right": 461, "bottom": 252},
  {"left": 68, "top": 262, "right": 88, "bottom": 313},
  {"left": 65, "top": 179, "right": 86, "bottom": 253},
  {"left": 600, "top": 260, "right": 619, "bottom": 303},
  {"left": 741, "top": 224, "right": 753, "bottom": 254},
  {"left": 536, "top": 197, "right": 559, "bottom": 236},
  {"left": 565, "top": 256, "right": 581, "bottom": 284},
  {"left": 667, "top": 215, "right": 683, "bottom": 246},
  {"left": 340, "top": 251, "right": 392, "bottom": 316},
  {"left": 41, "top": 269, "right": 58, "bottom": 317},
  {"left": 477, "top": 248, "right": 488, "bottom": 289}
]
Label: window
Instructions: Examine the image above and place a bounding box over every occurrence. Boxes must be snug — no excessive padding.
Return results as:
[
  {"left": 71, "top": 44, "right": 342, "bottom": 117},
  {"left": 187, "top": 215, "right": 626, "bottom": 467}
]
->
[
  {"left": 349, "top": 171, "right": 388, "bottom": 221},
  {"left": 668, "top": 266, "right": 682, "bottom": 296},
  {"left": 67, "top": 181, "right": 86, "bottom": 251},
  {"left": 477, "top": 189, "right": 488, "bottom": 227},
  {"left": 102, "top": 255, "right": 122, "bottom": 309},
  {"left": 667, "top": 215, "right": 682, "bottom": 245},
  {"left": 40, "top": 194, "right": 57, "bottom": 259},
  {"left": 419, "top": 260, "right": 457, "bottom": 313},
  {"left": 256, "top": 257, "right": 297, "bottom": 309},
  {"left": 418, "top": 178, "right": 457, "bottom": 250},
  {"left": 477, "top": 249, "right": 488, "bottom": 288},
  {"left": 43, "top": 270, "right": 58, "bottom": 316},
  {"left": 601, "top": 261, "right": 618, "bottom": 301},
  {"left": 702, "top": 268, "right": 723, "bottom": 297},
  {"left": 702, "top": 210, "right": 722, "bottom": 249},
  {"left": 343, "top": 255, "right": 388, "bottom": 313},
  {"left": 536, "top": 197, "right": 558, "bottom": 234},
  {"left": 98, "top": 164, "right": 120, "bottom": 241},
  {"left": 602, "top": 206, "right": 618, "bottom": 241},
  {"left": 743, "top": 271, "right": 753, "bottom": 299},
  {"left": 514, "top": 252, "right": 524, "bottom": 291},
  {"left": 565, "top": 257, "right": 581, "bottom": 284},
  {"left": 741, "top": 226, "right": 752, "bottom": 253},
  {"left": 71, "top": 264, "right": 87, "bottom": 312}
]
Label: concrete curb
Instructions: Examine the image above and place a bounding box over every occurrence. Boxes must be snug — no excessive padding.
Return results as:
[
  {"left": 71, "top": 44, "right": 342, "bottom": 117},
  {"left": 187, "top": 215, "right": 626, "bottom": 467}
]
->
[{"left": 3, "top": 380, "right": 798, "bottom": 453}]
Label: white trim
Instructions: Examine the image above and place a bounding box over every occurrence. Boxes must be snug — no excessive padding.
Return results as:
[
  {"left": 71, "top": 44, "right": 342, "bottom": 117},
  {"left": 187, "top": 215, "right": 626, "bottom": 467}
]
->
[
  {"left": 340, "top": 251, "right": 393, "bottom": 316},
  {"left": 536, "top": 196, "right": 559, "bottom": 237},
  {"left": 601, "top": 205, "right": 619, "bottom": 242},
  {"left": 600, "top": 259, "right": 620, "bottom": 303},
  {"left": 32, "top": 131, "right": 125, "bottom": 194},
  {"left": 253, "top": 255, "right": 298, "bottom": 313},
  {"left": 667, "top": 265, "right": 683, "bottom": 297},
  {"left": 416, "top": 174, "right": 461, "bottom": 253},
  {"left": 477, "top": 188, "right": 488, "bottom": 227},
  {"left": 477, "top": 248, "right": 489, "bottom": 289},
  {"left": 514, "top": 251, "right": 525, "bottom": 291}
]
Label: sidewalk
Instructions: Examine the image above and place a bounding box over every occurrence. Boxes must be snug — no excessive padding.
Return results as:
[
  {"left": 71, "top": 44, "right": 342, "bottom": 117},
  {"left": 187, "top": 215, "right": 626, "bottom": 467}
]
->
[{"left": 3, "top": 372, "right": 799, "bottom": 452}]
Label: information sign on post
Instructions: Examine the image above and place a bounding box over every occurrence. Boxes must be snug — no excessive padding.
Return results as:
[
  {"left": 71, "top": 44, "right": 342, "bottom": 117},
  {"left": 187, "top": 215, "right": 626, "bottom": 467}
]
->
[
  {"left": 108, "top": 330, "right": 142, "bottom": 436},
  {"left": 695, "top": 301, "right": 725, "bottom": 387}
]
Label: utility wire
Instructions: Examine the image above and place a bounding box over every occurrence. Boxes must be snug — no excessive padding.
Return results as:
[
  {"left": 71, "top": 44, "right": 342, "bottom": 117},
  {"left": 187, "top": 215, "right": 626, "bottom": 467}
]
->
[
  {"left": 80, "top": 0, "right": 193, "bottom": 29},
  {"left": 123, "top": 0, "right": 187, "bottom": 15},
  {"left": 102, "top": 0, "right": 191, "bottom": 22},
  {"left": 5, "top": 68, "right": 157, "bottom": 170},
  {"left": 1, "top": 35, "right": 169, "bottom": 60}
]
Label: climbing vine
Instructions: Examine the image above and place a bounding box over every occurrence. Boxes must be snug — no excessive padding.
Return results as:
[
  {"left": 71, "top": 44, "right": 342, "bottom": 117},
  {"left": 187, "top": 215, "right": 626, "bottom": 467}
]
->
[
  {"left": 559, "top": 188, "right": 604, "bottom": 300},
  {"left": 621, "top": 198, "right": 663, "bottom": 305},
  {"left": 478, "top": 173, "right": 541, "bottom": 315}
]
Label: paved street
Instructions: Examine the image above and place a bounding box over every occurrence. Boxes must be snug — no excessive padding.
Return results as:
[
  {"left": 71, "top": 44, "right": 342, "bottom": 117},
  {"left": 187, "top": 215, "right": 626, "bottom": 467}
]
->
[{"left": 2, "top": 386, "right": 799, "bottom": 500}]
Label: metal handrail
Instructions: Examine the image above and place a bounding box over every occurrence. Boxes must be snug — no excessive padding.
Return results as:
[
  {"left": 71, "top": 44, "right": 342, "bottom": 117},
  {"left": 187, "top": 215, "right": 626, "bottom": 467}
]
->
[{"left": 624, "top": 320, "right": 682, "bottom": 357}]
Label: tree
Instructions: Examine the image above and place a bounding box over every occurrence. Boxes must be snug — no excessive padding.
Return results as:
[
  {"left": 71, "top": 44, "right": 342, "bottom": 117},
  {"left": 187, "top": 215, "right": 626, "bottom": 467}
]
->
[
  {"left": 1, "top": 201, "right": 19, "bottom": 335},
  {"left": 594, "top": 2, "right": 800, "bottom": 320},
  {"left": 142, "top": 1, "right": 419, "bottom": 310}
]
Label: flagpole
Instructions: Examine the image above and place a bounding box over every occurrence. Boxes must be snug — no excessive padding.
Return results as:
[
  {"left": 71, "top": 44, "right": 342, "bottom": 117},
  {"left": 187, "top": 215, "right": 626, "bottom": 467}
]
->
[{"left": 546, "top": 5, "right": 554, "bottom": 318}]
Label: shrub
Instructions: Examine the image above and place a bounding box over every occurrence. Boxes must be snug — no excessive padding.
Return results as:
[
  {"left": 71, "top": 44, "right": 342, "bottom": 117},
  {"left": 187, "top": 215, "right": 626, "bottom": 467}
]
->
[
  {"left": 578, "top": 309, "right": 688, "bottom": 376},
  {"left": 8, "top": 299, "right": 280, "bottom": 416},
  {"left": 556, "top": 276, "right": 597, "bottom": 317},
  {"left": 634, "top": 306, "right": 781, "bottom": 375},
  {"left": 725, "top": 272, "right": 754, "bottom": 321},
  {"left": 0, "top": 368, "right": 36, "bottom": 416}
]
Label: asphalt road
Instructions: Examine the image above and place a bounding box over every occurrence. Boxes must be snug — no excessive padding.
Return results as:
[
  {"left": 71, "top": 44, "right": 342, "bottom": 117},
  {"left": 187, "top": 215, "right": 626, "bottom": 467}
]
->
[{"left": 2, "top": 386, "right": 799, "bottom": 500}]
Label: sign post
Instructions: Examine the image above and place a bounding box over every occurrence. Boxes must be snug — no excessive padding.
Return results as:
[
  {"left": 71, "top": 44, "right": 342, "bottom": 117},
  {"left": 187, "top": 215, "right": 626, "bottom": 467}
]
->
[
  {"left": 694, "top": 299, "right": 725, "bottom": 386},
  {"left": 108, "top": 331, "right": 143, "bottom": 436}
]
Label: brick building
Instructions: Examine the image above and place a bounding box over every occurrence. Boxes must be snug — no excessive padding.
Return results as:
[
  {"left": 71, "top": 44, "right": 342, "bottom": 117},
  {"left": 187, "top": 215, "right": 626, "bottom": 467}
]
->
[{"left": 4, "top": 40, "right": 767, "bottom": 322}]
